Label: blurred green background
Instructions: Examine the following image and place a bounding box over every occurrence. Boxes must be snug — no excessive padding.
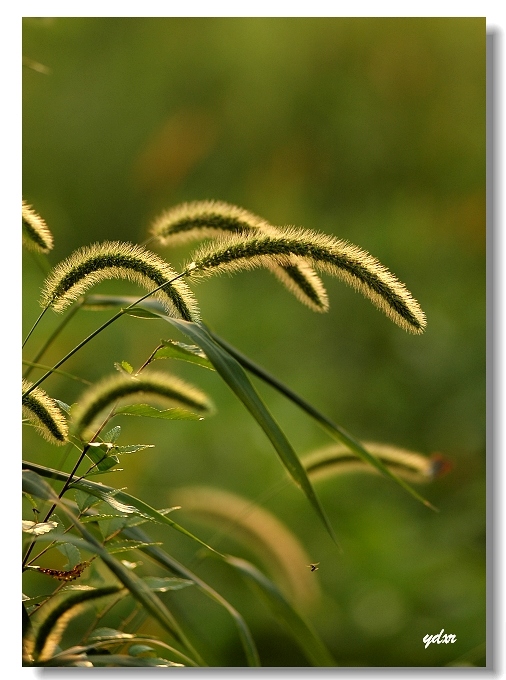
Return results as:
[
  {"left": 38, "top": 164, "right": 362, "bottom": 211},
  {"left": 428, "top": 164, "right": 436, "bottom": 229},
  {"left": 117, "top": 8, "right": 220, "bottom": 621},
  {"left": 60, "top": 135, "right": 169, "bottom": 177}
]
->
[{"left": 22, "top": 17, "right": 485, "bottom": 667}]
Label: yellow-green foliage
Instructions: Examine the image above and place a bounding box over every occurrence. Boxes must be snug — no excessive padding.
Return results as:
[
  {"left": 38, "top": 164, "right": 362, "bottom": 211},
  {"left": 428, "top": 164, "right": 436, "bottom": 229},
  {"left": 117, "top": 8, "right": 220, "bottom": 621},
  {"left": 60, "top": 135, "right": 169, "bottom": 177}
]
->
[{"left": 39, "top": 241, "right": 200, "bottom": 321}]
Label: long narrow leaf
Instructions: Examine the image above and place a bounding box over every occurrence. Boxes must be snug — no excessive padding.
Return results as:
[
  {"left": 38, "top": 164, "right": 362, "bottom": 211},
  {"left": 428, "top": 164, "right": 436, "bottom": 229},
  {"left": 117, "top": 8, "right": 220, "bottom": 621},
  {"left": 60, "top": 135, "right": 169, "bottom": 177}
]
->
[
  {"left": 207, "top": 330, "right": 436, "bottom": 510},
  {"left": 157, "top": 316, "right": 338, "bottom": 547},
  {"left": 22, "top": 460, "right": 223, "bottom": 557},
  {"left": 225, "top": 556, "right": 336, "bottom": 667}
]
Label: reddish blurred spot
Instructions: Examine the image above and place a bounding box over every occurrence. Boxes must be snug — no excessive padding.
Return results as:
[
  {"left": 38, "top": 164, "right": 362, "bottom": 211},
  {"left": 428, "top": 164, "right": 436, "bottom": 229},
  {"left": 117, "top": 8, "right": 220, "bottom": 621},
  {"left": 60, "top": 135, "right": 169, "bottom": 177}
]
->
[{"left": 429, "top": 452, "right": 453, "bottom": 479}]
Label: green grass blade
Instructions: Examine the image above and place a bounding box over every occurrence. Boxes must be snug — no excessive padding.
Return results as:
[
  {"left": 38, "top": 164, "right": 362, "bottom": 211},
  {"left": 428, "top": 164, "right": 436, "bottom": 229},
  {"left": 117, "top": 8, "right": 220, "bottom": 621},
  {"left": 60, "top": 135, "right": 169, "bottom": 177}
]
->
[
  {"left": 158, "top": 316, "right": 338, "bottom": 547},
  {"left": 22, "top": 469, "right": 205, "bottom": 665},
  {"left": 22, "top": 461, "right": 224, "bottom": 557},
  {"left": 225, "top": 556, "right": 336, "bottom": 667},
  {"left": 207, "top": 331, "right": 436, "bottom": 511}
]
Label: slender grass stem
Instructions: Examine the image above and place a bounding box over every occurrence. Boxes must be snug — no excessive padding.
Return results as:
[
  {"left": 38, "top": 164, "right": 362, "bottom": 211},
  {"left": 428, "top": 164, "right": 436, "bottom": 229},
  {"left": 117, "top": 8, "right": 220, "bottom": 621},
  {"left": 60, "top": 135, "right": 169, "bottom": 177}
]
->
[
  {"left": 22, "top": 361, "right": 92, "bottom": 386},
  {"left": 23, "top": 302, "right": 83, "bottom": 379},
  {"left": 22, "top": 271, "right": 189, "bottom": 398},
  {"left": 22, "top": 306, "right": 49, "bottom": 348}
]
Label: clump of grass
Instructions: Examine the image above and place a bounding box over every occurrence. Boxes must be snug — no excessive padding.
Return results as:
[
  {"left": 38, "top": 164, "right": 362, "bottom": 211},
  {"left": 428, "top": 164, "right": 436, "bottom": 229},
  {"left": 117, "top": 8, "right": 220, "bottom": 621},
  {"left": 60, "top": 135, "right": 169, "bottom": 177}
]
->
[
  {"left": 39, "top": 241, "right": 200, "bottom": 321},
  {"left": 187, "top": 228, "right": 426, "bottom": 333},
  {"left": 22, "top": 379, "right": 68, "bottom": 445},
  {"left": 22, "top": 200, "right": 54, "bottom": 253}
]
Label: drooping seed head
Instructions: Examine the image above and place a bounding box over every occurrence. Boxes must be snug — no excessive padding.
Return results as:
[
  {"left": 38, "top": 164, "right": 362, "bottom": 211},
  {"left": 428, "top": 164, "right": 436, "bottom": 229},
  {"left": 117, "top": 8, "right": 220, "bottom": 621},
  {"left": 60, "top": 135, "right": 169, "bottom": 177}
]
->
[
  {"left": 39, "top": 241, "right": 200, "bottom": 321},
  {"left": 302, "top": 442, "right": 435, "bottom": 484},
  {"left": 71, "top": 371, "right": 213, "bottom": 440},
  {"left": 187, "top": 227, "right": 426, "bottom": 333},
  {"left": 22, "top": 380, "right": 68, "bottom": 446},
  {"left": 149, "top": 200, "right": 329, "bottom": 312},
  {"left": 22, "top": 200, "right": 54, "bottom": 253}
]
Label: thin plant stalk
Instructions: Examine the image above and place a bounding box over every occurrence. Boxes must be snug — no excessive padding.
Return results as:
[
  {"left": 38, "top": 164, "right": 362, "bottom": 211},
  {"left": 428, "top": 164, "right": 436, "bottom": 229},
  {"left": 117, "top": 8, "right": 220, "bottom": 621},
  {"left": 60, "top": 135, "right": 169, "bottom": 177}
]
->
[
  {"left": 22, "top": 306, "right": 49, "bottom": 349},
  {"left": 22, "top": 270, "right": 189, "bottom": 398},
  {"left": 23, "top": 302, "right": 83, "bottom": 379}
]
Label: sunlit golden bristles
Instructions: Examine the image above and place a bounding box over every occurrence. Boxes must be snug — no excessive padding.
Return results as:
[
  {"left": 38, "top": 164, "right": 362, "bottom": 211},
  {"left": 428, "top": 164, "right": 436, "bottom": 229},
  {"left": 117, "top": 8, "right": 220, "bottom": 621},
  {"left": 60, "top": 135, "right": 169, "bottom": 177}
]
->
[
  {"left": 39, "top": 241, "right": 200, "bottom": 321},
  {"left": 188, "top": 228, "right": 426, "bottom": 333},
  {"left": 149, "top": 200, "right": 329, "bottom": 312},
  {"left": 22, "top": 380, "right": 68, "bottom": 445},
  {"left": 71, "top": 371, "right": 213, "bottom": 439},
  {"left": 302, "top": 442, "right": 436, "bottom": 484},
  {"left": 173, "top": 486, "right": 320, "bottom": 611},
  {"left": 22, "top": 200, "right": 54, "bottom": 253}
]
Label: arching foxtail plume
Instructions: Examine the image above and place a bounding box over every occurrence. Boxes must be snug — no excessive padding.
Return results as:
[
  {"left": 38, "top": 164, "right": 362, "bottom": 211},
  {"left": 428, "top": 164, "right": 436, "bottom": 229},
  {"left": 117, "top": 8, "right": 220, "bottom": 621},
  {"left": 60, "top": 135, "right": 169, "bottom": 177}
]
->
[
  {"left": 149, "top": 200, "right": 329, "bottom": 313},
  {"left": 187, "top": 228, "right": 426, "bottom": 334},
  {"left": 172, "top": 485, "right": 320, "bottom": 612},
  {"left": 71, "top": 371, "right": 214, "bottom": 440},
  {"left": 22, "top": 200, "right": 54, "bottom": 253},
  {"left": 22, "top": 380, "right": 68, "bottom": 445},
  {"left": 39, "top": 241, "right": 200, "bottom": 321},
  {"left": 302, "top": 442, "right": 445, "bottom": 484}
]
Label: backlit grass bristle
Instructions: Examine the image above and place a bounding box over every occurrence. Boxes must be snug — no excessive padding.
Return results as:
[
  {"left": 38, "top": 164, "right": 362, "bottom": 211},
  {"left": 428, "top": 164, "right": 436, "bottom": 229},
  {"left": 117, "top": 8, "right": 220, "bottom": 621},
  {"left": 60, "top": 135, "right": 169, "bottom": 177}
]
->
[
  {"left": 302, "top": 442, "right": 435, "bottom": 484},
  {"left": 72, "top": 371, "right": 213, "bottom": 439},
  {"left": 22, "top": 200, "right": 54, "bottom": 253},
  {"left": 173, "top": 485, "right": 320, "bottom": 611},
  {"left": 150, "top": 200, "right": 328, "bottom": 312},
  {"left": 22, "top": 380, "right": 68, "bottom": 446},
  {"left": 187, "top": 228, "right": 426, "bottom": 333},
  {"left": 39, "top": 241, "right": 200, "bottom": 321}
]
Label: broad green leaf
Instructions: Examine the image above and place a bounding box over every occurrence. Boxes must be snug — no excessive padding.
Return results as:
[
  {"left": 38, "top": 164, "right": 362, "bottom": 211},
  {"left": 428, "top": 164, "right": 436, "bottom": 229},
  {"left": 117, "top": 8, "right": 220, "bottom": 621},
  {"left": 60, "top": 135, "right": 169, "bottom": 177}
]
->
[
  {"left": 98, "top": 515, "right": 129, "bottom": 539},
  {"left": 56, "top": 542, "right": 81, "bottom": 569},
  {"left": 22, "top": 520, "right": 58, "bottom": 536},
  {"left": 74, "top": 490, "right": 100, "bottom": 513},
  {"left": 114, "top": 403, "right": 202, "bottom": 421},
  {"left": 72, "top": 654, "right": 182, "bottom": 667},
  {"left": 22, "top": 469, "right": 206, "bottom": 665},
  {"left": 54, "top": 399, "right": 72, "bottom": 415},
  {"left": 104, "top": 425, "right": 121, "bottom": 443},
  {"left": 142, "top": 577, "right": 194, "bottom": 592},
  {"left": 153, "top": 340, "right": 214, "bottom": 371},
  {"left": 226, "top": 556, "right": 336, "bottom": 667},
  {"left": 154, "top": 315, "right": 338, "bottom": 547},
  {"left": 86, "top": 442, "right": 120, "bottom": 472},
  {"left": 208, "top": 330, "right": 436, "bottom": 511},
  {"left": 129, "top": 644, "right": 156, "bottom": 657}
]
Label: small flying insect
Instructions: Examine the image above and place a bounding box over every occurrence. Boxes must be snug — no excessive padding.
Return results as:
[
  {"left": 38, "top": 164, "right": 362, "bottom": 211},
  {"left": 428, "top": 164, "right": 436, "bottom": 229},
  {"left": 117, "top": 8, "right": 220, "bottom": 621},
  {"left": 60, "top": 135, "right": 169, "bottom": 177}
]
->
[{"left": 307, "top": 562, "right": 320, "bottom": 572}]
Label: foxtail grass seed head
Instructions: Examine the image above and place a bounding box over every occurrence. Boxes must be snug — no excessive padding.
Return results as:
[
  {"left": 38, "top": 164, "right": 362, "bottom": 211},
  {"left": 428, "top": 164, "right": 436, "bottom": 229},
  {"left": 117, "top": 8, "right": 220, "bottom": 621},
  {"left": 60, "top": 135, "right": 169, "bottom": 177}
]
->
[
  {"left": 302, "top": 442, "right": 435, "bottom": 484},
  {"left": 39, "top": 241, "right": 200, "bottom": 321},
  {"left": 22, "top": 380, "right": 68, "bottom": 445},
  {"left": 149, "top": 200, "right": 273, "bottom": 246},
  {"left": 71, "top": 371, "right": 213, "bottom": 439},
  {"left": 22, "top": 200, "right": 54, "bottom": 253},
  {"left": 150, "top": 200, "right": 328, "bottom": 312},
  {"left": 187, "top": 227, "right": 426, "bottom": 333},
  {"left": 173, "top": 486, "right": 320, "bottom": 611}
]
